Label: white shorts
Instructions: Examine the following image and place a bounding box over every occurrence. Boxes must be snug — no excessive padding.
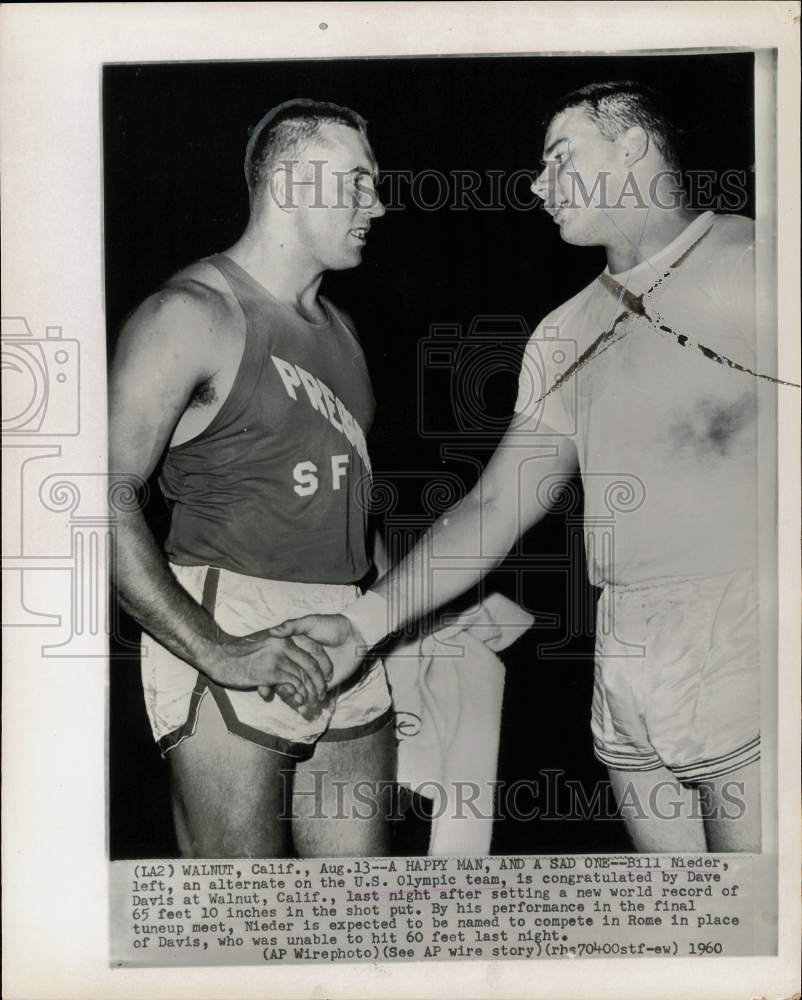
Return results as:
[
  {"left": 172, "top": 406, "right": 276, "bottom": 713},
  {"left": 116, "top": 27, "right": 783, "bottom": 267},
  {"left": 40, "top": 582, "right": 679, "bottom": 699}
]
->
[
  {"left": 591, "top": 568, "right": 760, "bottom": 783},
  {"left": 141, "top": 564, "right": 393, "bottom": 760}
]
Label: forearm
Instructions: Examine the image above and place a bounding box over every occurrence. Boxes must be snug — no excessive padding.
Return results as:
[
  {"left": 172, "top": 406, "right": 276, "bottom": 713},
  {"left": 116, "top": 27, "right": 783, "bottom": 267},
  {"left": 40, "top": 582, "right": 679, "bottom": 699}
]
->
[
  {"left": 346, "top": 427, "right": 578, "bottom": 648},
  {"left": 372, "top": 487, "right": 517, "bottom": 636},
  {"left": 113, "top": 510, "right": 221, "bottom": 675}
]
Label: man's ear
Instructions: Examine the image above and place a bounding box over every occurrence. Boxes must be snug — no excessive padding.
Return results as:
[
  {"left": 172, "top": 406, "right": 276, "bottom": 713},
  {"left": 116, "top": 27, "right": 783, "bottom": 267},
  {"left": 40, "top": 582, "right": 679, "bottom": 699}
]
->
[
  {"left": 619, "top": 125, "right": 650, "bottom": 166},
  {"left": 267, "top": 162, "right": 293, "bottom": 213}
]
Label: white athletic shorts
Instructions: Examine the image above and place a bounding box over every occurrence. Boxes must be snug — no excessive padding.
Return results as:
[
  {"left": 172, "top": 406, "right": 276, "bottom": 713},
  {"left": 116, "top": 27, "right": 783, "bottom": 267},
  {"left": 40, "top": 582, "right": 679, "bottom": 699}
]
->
[
  {"left": 141, "top": 564, "right": 393, "bottom": 760},
  {"left": 591, "top": 568, "right": 760, "bottom": 783}
]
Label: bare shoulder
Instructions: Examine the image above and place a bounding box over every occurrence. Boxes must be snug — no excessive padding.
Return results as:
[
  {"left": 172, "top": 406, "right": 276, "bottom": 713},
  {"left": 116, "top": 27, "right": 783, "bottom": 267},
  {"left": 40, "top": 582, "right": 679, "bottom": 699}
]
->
[
  {"left": 109, "top": 260, "right": 244, "bottom": 472},
  {"left": 116, "top": 259, "right": 241, "bottom": 376}
]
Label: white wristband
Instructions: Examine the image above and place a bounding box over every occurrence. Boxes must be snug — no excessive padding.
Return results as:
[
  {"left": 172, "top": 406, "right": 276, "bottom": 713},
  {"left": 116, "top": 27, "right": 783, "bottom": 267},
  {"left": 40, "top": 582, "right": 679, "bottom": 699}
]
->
[{"left": 342, "top": 591, "right": 391, "bottom": 650}]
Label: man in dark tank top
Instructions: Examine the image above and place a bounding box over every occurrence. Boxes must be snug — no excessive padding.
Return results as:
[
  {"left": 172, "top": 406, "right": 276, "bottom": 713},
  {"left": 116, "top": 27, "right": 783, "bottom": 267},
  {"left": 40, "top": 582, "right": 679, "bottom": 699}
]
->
[{"left": 109, "top": 99, "right": 392, "bottom": 858}]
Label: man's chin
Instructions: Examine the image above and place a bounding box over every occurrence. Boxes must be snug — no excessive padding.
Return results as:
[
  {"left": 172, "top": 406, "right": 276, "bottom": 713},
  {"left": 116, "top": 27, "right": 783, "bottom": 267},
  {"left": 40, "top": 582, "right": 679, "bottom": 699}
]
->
[
  {"left": 327, "top": 249, "right": 363, "bottom": 271},
  {"left": 556, "top": 219, "right": 595, "bottom": 247}
]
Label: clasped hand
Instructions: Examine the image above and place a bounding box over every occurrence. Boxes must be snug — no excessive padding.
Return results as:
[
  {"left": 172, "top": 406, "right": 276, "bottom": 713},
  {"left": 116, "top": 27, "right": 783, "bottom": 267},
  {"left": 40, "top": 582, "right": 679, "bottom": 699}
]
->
[
  {"left": 267, "top": 614, "right": 366, "bottom": 716},
  {"left": 213, "top": 615, "right": 365, "bottom": 720}
]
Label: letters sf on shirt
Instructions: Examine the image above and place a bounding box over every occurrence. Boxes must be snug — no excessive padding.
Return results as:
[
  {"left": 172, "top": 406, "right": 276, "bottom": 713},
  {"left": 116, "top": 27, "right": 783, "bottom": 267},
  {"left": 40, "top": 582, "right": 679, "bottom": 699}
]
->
[{"left": 271, "top": 354, "right": 373, "bottom": 496}]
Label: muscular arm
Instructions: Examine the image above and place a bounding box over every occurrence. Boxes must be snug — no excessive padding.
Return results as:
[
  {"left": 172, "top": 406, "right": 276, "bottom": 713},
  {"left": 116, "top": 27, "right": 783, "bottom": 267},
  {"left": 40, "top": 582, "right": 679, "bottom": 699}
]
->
[
  {"left": 274, "top": 412, "right": 579, "bottom": 683},
  {"left": 373, "top": 413, "right": 578, "bottom": 633},
  {"left": 109, "top": 286, "right": 330, "bottom": 704}
]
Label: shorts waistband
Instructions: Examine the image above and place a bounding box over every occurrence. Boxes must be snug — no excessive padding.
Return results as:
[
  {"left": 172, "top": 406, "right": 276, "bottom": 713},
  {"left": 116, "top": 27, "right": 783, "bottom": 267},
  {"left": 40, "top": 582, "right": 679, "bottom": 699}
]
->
[{"left": 603, "top": 567, "right": 755, "bottom": 595}]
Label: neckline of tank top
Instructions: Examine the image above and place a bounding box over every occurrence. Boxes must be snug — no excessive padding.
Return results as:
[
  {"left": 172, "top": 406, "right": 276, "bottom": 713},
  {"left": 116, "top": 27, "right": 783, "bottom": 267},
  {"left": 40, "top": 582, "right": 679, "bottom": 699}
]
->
[{"left": 214, "top": 253, "right": 335, "bottom": 331}]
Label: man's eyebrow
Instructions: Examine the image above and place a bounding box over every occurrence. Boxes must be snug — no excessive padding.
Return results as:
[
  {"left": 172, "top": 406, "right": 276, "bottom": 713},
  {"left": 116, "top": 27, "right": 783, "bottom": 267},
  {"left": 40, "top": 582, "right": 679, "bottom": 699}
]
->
[
  {"left": 347, "top": 165, "right": 379, "bottom": 181},
  {"left": 540, "top": 137, "right": 568, "bottom": 164}
]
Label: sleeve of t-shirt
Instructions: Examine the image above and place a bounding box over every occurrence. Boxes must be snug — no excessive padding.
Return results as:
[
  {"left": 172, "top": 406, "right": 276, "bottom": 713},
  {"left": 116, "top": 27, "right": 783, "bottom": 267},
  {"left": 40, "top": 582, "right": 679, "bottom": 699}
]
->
[
  {"left": 707, "top": 225, "right": 757, "bottom": 366},
  {"left": 724, "top": 244, "right": 756, "bottom": 359},
  {"left": 514, "top": 320, "right": 572, "bottom": 434}
]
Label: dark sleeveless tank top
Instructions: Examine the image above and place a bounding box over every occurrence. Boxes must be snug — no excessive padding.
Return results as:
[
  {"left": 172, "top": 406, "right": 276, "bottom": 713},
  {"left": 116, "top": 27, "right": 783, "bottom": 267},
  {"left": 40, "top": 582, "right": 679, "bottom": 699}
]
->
[{"left": 159, "top": 254, "right": 375, "bottom": 583}]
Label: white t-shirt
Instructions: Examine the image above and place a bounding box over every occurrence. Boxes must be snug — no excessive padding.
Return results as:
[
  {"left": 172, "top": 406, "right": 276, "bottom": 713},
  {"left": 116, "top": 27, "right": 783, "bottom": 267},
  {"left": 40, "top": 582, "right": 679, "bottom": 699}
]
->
[{"left": 515, "top": 212, "right": 763, "bottom": 587}]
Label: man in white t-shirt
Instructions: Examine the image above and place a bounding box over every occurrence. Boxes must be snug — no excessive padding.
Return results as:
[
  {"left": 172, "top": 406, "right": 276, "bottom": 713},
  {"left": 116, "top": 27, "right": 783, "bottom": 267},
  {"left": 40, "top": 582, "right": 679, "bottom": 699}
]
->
[{"left": 275, "top": 81, "right": 773, "bottom": 852}]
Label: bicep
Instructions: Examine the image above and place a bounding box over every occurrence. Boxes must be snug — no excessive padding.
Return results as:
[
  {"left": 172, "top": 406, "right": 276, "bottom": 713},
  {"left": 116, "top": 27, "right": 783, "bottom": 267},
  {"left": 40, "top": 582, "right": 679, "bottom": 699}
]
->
[{"left": 108, "top": 295, "right": 213, "bottom": 481}]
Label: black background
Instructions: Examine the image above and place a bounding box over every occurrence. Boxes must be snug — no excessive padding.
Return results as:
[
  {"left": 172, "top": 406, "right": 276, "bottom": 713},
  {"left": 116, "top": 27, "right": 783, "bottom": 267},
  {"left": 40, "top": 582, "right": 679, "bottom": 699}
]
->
[{"left": 105, "top": 51, "right": 755, "bottom": 858}]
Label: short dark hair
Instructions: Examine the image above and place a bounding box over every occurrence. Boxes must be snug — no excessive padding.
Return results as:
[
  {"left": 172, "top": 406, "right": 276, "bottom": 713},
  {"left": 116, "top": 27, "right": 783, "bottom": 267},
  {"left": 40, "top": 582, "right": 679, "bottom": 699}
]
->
[
  {"left": 546, "top": 81, "right": 684, "bottom": 171},
  {"left": 244, "top": 98, "right": 368, "bottom": 196}
]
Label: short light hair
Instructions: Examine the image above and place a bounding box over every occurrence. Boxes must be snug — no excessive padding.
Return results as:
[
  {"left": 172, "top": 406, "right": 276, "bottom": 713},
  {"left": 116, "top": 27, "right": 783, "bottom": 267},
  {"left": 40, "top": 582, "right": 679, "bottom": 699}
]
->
[
  {"left": 244, "top": 98, "right": 368, "bottom": 198},
  {"left": 546, "top": 81, "right": 684, "bottom": 172}
]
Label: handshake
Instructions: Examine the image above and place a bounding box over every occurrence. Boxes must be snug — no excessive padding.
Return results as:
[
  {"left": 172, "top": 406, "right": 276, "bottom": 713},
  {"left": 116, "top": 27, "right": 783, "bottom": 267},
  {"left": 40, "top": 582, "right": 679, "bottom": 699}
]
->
[{"left": 207, "top": 592, "right": 390, "bottom": 718}]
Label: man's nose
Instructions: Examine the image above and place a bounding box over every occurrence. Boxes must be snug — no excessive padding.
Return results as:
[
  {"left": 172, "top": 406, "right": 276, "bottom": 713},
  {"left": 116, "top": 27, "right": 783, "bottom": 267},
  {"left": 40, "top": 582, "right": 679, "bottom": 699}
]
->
[
  {"left": 531, "top": 165, "right": 551, "bottom": 201},
  {"left": 366, "top": 190, "right": 386, "bottom": 218}
]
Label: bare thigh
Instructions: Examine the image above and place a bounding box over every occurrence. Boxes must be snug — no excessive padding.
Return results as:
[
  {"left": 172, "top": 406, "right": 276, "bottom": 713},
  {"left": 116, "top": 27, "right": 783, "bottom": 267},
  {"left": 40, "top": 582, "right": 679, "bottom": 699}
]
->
[
  {"left": 292, "top": 724, "right": 397, "bottom": 858},
  {"left": 168, "top": 691, "right": 294, "bottom": 858},
  {"left": 608, "top": 766, "right": 707, "bottom": 853},
  {"left": 609, "top": 758, "right": 761, "bottom": 854},
  {"left": 700, "top": 760, "right": 761, "bottom": 852}
]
